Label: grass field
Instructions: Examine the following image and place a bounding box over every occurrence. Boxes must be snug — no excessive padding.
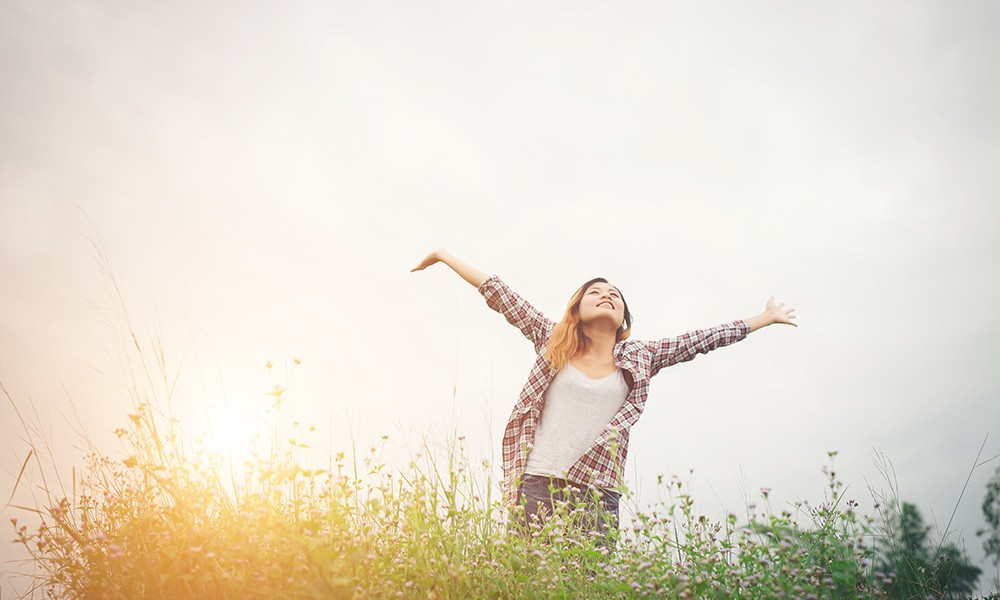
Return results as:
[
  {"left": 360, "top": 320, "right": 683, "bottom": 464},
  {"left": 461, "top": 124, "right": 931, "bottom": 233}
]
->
[{"left": 9, "top": 373, "right": 993, "bottom": 600}]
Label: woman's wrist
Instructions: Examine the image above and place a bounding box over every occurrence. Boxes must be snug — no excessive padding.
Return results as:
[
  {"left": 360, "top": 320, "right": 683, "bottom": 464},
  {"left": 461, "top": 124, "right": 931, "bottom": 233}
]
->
[{"left": 745, "top": 312, "right": 772, "bottom": 333}]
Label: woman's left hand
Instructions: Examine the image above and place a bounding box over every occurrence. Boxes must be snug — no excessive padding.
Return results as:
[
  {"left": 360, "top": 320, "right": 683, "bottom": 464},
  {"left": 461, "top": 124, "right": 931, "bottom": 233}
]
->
[{"left": 764, "top": 296, "right": 797, "bottom": 327}]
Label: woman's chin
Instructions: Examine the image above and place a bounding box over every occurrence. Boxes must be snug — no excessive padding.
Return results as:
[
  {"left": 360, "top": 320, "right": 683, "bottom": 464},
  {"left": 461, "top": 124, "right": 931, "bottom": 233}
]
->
[{"left": 581, "top": 317, "right": 622, "bottom": 332}]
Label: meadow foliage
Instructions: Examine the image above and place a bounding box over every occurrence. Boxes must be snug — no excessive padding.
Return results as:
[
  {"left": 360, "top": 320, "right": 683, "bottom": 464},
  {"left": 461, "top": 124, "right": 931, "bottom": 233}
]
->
[{"left": 8, "top": 365, "right": 991, "bottom": 600}]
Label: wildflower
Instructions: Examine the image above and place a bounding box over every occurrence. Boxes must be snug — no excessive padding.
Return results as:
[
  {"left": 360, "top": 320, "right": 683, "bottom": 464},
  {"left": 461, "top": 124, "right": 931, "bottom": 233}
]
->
[{"left": 760, "top": 487, "right": 771, "bottom": 496}]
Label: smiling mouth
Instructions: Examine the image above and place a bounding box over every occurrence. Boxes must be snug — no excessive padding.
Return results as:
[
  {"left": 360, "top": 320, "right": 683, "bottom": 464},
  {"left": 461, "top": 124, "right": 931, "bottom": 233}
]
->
[{"left": 597, "top": 302, "right": 614, "bottom": 309}]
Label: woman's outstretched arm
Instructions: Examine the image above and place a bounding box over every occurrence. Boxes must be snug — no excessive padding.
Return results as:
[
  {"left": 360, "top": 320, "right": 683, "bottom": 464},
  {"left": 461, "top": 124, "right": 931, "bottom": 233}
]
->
[
  {"left": 411, "top": 247, "right": 554, "bottom": 352},
  {"left": 647, "top": 297, "right": 797, "bottom": 377},
  {"left": 411, "top": 247, "right": 488, "bottom": 288}
]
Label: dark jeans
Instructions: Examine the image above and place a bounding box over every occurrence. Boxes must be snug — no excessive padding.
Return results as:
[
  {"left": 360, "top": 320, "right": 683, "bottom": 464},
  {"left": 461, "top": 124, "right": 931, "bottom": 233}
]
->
[{"left": 511, "top": 474, "right": 620, "bottom": 547}]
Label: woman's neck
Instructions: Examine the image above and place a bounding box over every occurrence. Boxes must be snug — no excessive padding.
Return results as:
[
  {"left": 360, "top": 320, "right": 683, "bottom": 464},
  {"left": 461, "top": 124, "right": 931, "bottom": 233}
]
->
[{"left": 579, "top": 323, "right": 618, "bottom": 360}]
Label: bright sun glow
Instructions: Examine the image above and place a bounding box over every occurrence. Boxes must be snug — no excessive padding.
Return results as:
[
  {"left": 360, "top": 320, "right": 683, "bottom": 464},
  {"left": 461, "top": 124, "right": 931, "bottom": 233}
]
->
[{"left": 200, "top": 409, "right": 259, "bottom": 466}]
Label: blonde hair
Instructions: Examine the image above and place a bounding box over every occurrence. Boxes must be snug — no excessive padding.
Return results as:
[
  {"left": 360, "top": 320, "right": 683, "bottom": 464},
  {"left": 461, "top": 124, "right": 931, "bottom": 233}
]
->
[{"left": 544, "top": 277, "right": 632, "bottom": 372}]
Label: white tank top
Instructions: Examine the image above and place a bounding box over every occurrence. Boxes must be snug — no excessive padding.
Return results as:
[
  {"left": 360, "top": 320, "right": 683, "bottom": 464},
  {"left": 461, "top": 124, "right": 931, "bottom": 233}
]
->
[{"left": 524, "top": 362, "right": 630, "bottom": 479}]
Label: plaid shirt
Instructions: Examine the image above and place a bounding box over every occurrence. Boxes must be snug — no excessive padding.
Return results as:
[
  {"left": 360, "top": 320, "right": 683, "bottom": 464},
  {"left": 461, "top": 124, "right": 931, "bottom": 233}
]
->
[{"left": 478, "top": 275, "right": 750, "bottom": 504}]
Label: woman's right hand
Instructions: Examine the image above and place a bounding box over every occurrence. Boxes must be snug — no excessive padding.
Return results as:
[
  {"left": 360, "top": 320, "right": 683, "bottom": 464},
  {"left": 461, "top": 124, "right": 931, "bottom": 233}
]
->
[
  {"left": 411, "top": 247, "right": 447, "bottom": 272},
  {"left": 411, "top": 248, "right": 488, "bottom": 288}
]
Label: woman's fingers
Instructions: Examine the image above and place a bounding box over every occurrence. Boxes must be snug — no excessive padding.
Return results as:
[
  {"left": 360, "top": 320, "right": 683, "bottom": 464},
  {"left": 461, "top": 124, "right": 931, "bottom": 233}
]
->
[{"left": 411, "top": 252, "right": 441, "bottom": 272}]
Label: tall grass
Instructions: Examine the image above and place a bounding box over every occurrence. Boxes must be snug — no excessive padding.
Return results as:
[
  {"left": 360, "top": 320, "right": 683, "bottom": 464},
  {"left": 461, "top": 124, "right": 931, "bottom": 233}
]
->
[{"left": 11, "top": 359, "right": 992, "bottom": 599}]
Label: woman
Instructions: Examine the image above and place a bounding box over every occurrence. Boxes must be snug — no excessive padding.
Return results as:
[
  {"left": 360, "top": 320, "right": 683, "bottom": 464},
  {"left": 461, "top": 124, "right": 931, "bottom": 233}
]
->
[{"left": 411, "top": 248, "right": 797, "bottom": 539}]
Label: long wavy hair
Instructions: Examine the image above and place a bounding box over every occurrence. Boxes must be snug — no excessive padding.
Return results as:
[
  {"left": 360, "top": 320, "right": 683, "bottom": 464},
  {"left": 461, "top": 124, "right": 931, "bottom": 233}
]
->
[{"left": 544, "top": 277, "right": 633, "bottom": 372}]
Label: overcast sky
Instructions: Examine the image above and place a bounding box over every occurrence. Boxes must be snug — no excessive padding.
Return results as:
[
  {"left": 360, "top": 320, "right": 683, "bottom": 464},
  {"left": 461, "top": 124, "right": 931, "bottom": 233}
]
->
[{"left": 2, "top": 0, "right": 999, "bottom": 593}]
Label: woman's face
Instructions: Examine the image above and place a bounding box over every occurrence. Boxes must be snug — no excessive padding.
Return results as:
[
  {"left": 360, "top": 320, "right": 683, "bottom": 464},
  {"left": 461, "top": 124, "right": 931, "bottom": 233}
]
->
[{"left": 578, "top": 282, "right": 625, "bottom": 330}]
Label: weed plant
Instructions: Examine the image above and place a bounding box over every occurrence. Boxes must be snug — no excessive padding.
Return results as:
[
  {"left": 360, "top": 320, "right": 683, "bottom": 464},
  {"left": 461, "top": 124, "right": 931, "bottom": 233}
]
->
[{"left": 9, "top": 366, "right": 982, "bottom": 600}]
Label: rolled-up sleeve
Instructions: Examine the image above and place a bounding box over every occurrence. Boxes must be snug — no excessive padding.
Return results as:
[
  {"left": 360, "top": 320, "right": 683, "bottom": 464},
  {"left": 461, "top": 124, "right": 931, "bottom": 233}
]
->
[
  {"left": 646, "top": 320, "right": 749, "bottom": 377},
  {"left": 478, "top": 275, "right": 555, "bottom": 354}
]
